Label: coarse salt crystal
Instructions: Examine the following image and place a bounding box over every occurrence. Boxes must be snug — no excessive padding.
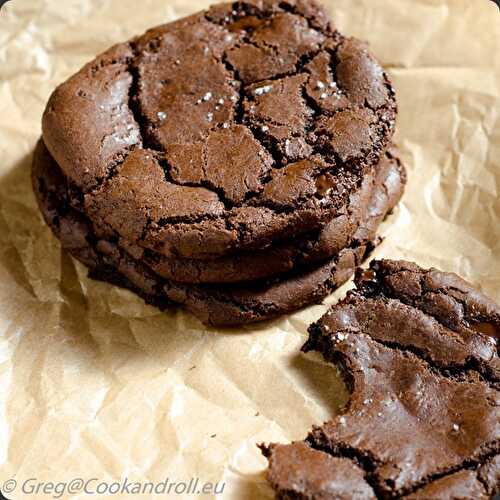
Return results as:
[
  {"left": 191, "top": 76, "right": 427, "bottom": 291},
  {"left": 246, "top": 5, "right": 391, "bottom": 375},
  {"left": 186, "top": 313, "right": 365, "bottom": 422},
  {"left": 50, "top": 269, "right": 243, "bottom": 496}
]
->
[{"left": 254, "top": 85, "right": 273, "bottom": 96}]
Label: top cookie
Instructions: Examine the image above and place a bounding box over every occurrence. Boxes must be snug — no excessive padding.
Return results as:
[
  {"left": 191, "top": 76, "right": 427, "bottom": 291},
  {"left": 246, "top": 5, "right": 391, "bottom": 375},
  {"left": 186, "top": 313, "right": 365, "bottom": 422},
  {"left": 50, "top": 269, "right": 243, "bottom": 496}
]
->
[{"left": 42, "top": 0, "right": 397, "bottom": 260}]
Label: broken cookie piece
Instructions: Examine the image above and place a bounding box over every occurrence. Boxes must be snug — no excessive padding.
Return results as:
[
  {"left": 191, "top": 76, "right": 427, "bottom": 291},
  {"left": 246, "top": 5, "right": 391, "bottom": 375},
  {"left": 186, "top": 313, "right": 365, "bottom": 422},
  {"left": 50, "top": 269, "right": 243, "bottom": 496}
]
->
[{"left": 262, "top": 259, "right": 500, "bottom": 498}]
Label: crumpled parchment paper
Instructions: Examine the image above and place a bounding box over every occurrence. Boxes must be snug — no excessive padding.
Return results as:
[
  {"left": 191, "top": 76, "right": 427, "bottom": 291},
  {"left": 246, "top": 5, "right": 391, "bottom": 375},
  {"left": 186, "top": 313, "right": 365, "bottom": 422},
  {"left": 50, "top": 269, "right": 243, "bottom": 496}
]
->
[{"left": 0, "top": 0, "right": 499, "bottom": 498}]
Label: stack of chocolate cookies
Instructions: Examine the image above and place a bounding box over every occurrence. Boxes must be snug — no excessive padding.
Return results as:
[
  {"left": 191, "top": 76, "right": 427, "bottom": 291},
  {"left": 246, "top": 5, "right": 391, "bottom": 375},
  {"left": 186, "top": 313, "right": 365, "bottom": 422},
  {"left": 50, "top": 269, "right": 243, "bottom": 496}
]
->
[{"left": 33, "top": 0, "right": 405, "bottom": 326}]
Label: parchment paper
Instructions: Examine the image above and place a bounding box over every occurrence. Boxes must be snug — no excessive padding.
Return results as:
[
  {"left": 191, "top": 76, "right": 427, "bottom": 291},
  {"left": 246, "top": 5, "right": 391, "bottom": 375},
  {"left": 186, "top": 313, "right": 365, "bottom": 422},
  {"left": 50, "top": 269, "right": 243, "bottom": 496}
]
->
[{"left": 0, "top": 0, "right": 499, "bottom": 498}]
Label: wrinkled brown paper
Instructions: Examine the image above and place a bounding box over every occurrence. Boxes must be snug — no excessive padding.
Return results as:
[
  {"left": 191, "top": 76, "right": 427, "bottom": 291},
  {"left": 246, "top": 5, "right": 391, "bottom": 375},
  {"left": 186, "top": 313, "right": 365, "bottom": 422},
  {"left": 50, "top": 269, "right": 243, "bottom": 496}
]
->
[{"left": 0, "top": 0, "right": 499, "bottom": 498}]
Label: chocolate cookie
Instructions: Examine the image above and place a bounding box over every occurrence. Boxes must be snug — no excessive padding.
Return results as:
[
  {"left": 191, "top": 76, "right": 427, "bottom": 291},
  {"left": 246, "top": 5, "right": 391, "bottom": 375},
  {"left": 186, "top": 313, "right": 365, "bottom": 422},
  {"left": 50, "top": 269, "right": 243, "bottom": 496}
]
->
[
  {"left": 262, "top": 259, "right": 500, "bottom": 498},
  {"left": 112, "top": 146, "right": 406, "bottom": 283},
  {"left": 41, "top": 0, "right": 396, "bottom": 261},
  {"left": 32, "top": 139, "right": 388, "bottom": 326}
]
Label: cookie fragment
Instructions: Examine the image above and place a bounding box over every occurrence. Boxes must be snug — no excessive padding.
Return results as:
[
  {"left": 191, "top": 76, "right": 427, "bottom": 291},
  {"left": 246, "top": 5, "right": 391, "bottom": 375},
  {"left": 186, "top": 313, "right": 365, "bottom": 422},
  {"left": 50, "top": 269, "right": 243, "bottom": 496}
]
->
[{"left": 263, "top": 260, "right": 500, "bottom": 498}]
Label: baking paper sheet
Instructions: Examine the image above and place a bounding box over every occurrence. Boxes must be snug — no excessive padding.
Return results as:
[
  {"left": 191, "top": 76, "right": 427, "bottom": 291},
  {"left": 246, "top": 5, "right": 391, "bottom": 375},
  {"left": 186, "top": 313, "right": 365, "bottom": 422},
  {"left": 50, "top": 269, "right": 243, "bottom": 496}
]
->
[{"left": 0, "top": 0, "right": 499, "bottom": 498}]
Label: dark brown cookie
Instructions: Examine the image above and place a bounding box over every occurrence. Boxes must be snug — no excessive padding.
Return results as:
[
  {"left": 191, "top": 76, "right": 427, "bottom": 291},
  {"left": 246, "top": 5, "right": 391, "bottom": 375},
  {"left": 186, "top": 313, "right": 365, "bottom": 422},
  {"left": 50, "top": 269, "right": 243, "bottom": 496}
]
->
[
  {"left": 32, "top": 140, "right": 387, "bottom": 327},
  {"left": 41, "top": 0, "right": 397, "bottom": 261},
  {"left": 111, "top": 146, "right": 405, "bottom": 283},
  {"left": 262, "top": 259, "right": 500, "bottom": 498}
]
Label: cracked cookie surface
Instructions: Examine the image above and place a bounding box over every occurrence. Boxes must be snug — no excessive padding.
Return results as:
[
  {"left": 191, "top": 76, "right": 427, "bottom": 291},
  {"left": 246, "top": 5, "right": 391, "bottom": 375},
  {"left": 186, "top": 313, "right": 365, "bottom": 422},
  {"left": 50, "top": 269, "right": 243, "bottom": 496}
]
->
[
  {"left": 41, "top": 0, "right": 396, "bottom": 260},
  {"left": 262, "top": 259, "right": 500, "bottom": 498}
]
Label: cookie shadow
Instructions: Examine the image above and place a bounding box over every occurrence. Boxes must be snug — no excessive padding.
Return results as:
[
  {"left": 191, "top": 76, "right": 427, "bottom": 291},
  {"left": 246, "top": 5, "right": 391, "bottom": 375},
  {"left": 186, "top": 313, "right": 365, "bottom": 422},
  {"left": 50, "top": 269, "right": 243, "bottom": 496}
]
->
[{"left": 0, "top": 151, "right": 41, "bottom": 297}]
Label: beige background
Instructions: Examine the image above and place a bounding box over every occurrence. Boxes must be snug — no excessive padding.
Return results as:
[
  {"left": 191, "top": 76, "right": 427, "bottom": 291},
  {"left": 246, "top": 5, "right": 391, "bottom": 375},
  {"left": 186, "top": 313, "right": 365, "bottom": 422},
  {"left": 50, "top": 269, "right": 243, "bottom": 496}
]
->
[{"left": 0, "top": 0, "right": 499, "bottom": 498}]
